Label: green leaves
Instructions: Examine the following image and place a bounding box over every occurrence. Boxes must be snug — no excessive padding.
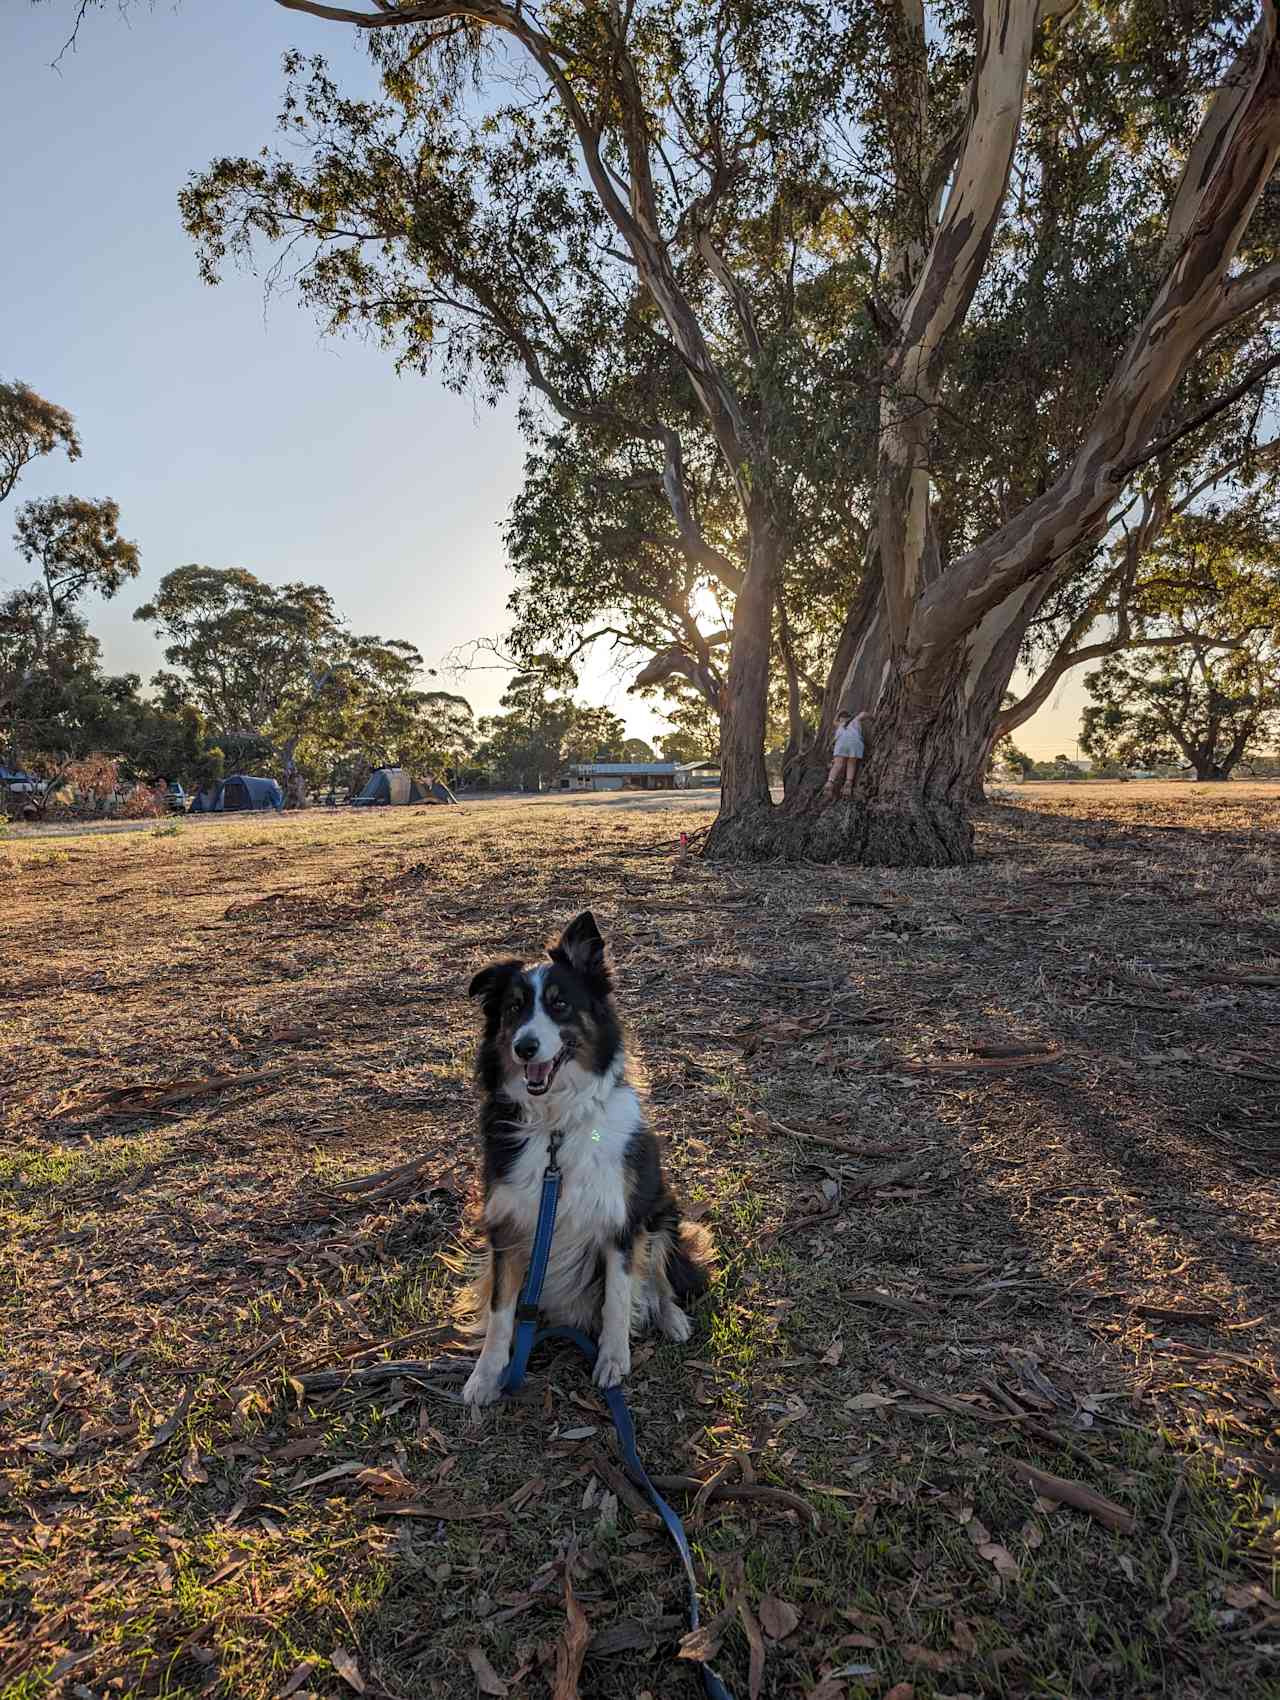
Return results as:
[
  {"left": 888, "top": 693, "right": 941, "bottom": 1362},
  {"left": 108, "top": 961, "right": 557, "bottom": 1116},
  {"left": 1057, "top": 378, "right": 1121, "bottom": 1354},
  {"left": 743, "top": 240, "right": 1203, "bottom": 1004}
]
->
[
  {"left": 13, "top": 495, "right": 140, "bottom": 617},
  {"left": 472, "top": 670, "right": 626, "bottom": 789},
  {"left": 131, "top": 565, "right": 476, "bottom": 787},
  {"left": 1082, "top": 629, "right": 1280, "bottom": 781},
  {"left": 0, "top": 379, "right": 81, "bottom": 506}
]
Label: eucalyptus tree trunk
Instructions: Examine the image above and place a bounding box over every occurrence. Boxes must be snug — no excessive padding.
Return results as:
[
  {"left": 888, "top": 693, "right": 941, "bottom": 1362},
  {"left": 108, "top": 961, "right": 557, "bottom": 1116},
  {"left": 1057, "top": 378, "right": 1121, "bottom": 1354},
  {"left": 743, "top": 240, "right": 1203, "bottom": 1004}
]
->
[
  {"left": 969, "top": 733, "right": 1001, "bottom": 804},
  {"left": 1182, "top": 716, "right": 1255, "bottom": 781},
  {"left": 705, "top": 0, "right": 1280, "bottom": 865},
  {"left": 745, "top": 602, "right": 1021, "bottom": 863},
  {"left": 707, "top": 507, "right": 780, "bottom": 835},
  {"left": 710, "top": 542, "right": 1049, "bottom": 864}
]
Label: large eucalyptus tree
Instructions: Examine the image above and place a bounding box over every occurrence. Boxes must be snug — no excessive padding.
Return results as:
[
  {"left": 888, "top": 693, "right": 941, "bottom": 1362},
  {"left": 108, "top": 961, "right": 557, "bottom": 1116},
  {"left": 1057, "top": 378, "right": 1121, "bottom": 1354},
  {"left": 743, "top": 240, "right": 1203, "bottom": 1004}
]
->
[{"left": 64, "top": 0, "right": 1280, "bottom": 860}]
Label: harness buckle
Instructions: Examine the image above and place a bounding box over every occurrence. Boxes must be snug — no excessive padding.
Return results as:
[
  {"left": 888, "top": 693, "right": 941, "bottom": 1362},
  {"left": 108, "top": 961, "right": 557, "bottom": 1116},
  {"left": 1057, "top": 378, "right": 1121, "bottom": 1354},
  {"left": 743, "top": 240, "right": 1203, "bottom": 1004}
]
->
[{"left": 546, "top": 1129, "right": 564, "bottom": 1173}]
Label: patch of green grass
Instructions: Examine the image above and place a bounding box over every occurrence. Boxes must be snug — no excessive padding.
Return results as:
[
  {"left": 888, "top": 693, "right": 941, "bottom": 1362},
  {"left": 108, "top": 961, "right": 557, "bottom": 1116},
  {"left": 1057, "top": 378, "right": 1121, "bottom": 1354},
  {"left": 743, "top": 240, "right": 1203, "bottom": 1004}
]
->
[
  {"left": 0, "top": 1672, "right": 55, "bottom": 1700},
  {"left": 0, "top": 1134, "right": 173, "bottom": 1200},
  {"left": 14, "top": 847, "right": 70, "bottom": 869},
  {"left": 362, "top": 1261, "right": 454, "bottom": 1337},
  {"left": 151, "top": 821, "right": 184, "bottom": 838}
]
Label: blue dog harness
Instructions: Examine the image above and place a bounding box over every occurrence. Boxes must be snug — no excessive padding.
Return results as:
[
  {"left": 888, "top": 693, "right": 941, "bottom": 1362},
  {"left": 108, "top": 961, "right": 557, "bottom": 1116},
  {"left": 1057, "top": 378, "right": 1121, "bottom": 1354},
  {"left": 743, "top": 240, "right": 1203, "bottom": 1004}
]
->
[{"left": 499, "top": 1130, "right": 732, "bottom": 1700}]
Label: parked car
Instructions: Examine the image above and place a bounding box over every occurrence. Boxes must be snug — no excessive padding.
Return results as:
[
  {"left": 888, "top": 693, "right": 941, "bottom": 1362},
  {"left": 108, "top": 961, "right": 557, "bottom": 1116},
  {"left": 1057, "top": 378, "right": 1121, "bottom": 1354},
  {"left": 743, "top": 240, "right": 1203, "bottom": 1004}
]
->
[
  {"left": 165, "top": 781, "right": 189, "bottom": 812},
  {"left": 0, "top": 766, "right": 43, "bottom": 795}
]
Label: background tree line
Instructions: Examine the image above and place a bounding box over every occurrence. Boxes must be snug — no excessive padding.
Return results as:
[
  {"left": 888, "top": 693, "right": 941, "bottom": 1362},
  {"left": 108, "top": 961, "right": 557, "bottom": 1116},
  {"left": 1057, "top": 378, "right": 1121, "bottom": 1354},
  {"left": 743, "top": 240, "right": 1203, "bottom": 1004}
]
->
[{"left": 2, "top": 379, "right": 695, "bottom": 813}]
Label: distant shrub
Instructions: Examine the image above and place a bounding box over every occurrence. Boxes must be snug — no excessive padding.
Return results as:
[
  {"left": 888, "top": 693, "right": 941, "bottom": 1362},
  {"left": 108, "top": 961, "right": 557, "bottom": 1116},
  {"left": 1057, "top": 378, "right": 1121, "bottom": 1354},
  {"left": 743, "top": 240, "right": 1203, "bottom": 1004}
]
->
[
  {"left": 47, "top": 754, "right": 123, "bottom": 819},
  {"left": 120, "top": 784, "right": 164, "bottom": 820}
]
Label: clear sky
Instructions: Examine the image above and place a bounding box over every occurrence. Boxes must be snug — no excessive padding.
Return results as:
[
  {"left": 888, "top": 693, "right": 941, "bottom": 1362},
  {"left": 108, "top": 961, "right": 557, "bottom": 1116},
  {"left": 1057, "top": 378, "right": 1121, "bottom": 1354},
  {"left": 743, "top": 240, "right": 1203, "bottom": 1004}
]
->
[{"left": 2, "top": 0, "right": 1082, "bottom": 760}]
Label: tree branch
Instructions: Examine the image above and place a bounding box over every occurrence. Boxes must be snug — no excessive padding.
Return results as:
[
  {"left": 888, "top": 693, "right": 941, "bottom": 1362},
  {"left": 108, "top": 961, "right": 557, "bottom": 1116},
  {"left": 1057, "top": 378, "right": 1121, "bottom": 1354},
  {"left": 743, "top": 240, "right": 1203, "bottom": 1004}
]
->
[
  {"left": 999, "top": 629, "right": 1243, "bottom": 736},
  {"left": 1115, "top": 346, "right": 1280, "bottom": 480},
  {"left": 1160, "top": 20, "right": 1268, "bottom": 267},
  {"left": 912, "top": 5, "right": 1280, "bottom": 659},
  {"left": 273, "top": 0, "right": 463, "bottom": 26},
  {"left": 629, "top": 643, "right": 724, "bottom": 711},
  {"left": 1210, "top": 257, "right": 1280, "bottom": 331},
  {"left": 879, "top": 0, "right": 1045, "bottom": 646},
  {"left": 892, "top": 0, "right": 1043, "bottom": 384},
  {"left": 271, "top": 0, "right": 753, "bottom": 488},
  {"left": 658, "top": 429, "right": 745, "bottom": 594}
]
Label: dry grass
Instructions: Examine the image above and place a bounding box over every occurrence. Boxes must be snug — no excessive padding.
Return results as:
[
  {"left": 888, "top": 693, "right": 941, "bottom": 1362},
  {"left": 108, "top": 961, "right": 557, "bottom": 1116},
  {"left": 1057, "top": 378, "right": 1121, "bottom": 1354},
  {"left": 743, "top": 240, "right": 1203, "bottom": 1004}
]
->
[{"left": 1, "top": 787, "right": 1278, "bottom": 1700}]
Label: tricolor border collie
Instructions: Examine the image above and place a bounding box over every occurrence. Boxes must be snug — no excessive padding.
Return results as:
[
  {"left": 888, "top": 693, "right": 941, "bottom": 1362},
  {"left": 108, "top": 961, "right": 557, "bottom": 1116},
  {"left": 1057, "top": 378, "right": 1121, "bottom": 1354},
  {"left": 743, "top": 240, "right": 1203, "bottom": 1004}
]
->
[{"left": 460, "top": 911, "right": 711, "bottom": 1409}]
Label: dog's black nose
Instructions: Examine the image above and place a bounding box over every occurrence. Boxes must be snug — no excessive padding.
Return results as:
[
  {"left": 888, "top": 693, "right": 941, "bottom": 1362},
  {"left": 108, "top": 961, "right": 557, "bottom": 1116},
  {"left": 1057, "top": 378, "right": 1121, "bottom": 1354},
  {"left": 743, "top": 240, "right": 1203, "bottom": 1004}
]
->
[{"left": 513, "top": 1034, "right": 539, "bottom": 1061}]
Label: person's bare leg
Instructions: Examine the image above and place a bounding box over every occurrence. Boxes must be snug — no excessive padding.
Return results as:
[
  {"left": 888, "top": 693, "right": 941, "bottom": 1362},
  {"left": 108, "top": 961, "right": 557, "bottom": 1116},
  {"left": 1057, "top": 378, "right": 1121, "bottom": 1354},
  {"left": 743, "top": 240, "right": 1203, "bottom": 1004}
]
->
[
  {"left": 823, "top": 757, "right": 846, "bottom": 803},
  {"left": 842, "top": 758, "right": 860, "bottom": 798}
]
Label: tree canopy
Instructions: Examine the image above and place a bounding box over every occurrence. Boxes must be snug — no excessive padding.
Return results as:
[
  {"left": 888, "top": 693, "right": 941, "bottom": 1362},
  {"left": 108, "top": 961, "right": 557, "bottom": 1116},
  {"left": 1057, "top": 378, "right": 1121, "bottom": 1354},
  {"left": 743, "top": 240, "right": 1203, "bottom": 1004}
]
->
[
  {"left": 14, "top": 496, "right": 140, "bottom": 645},
  {"left": 0, "top": 380, "right": 80, "bottom": 506},
  {"left": 1082, "top": 639, "right": 1280, "bottom": 780},
  {"left": 474, "top": 671, "right": 627, "bottom": 788},
  {"left": 134, "top": 563, "right": 477, "bottom": 789},
  {"left": 1079, "top": 536, "right": 1280, "bottom": 779},
  {"left": 3, "top": 494, "right": 142, "bottom": 774},
  {"left": 137, "top": 565, "right": 346, "bottom": 741}
]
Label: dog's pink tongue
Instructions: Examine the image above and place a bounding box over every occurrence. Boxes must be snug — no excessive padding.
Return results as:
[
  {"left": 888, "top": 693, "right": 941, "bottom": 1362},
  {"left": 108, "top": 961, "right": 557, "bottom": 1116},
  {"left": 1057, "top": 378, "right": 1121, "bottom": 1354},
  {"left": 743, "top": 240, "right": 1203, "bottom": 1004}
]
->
[{"left": 526, "top": 1060, "right": 554, "bottom": 1086}]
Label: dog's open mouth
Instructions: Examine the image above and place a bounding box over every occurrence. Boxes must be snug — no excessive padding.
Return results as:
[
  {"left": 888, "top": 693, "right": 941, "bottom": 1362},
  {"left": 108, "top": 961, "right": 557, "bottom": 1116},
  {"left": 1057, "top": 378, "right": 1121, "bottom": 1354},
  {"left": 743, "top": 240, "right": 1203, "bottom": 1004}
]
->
[{"left": 524, "top": 1048, "right": 567, "bottom": 1096}]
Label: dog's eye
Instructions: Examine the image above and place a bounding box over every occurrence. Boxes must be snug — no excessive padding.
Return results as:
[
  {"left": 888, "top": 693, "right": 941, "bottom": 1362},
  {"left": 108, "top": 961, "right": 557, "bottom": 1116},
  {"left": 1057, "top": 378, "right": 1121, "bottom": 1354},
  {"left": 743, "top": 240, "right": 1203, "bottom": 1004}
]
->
[{"left": 546, "top": 991, "right": 567, "bottom": 1017}]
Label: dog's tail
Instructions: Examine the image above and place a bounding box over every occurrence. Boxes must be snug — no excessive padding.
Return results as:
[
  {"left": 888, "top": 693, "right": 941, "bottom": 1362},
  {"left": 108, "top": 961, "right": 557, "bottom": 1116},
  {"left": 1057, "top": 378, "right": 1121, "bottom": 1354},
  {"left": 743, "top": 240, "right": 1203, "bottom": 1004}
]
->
[
  {"left": 666, "top": 1215, "right": 715, "bottom": 1300},
  {"left": 441, "top": 1240, "right": 490, "bottom": 1336}
]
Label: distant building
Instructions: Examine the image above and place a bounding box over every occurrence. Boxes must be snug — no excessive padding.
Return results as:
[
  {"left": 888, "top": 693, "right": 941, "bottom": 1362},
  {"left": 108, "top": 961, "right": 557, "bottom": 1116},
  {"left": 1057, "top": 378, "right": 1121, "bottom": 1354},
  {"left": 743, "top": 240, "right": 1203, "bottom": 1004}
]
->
[
  {"left": 673, "top": 760, "right": 720, "bottom": 789},
  {"left": 559, "top": 760, "right": 720, "bottom": 792},
  {"left": 561, "top": 760, "right": 676, "bottom": 791}
]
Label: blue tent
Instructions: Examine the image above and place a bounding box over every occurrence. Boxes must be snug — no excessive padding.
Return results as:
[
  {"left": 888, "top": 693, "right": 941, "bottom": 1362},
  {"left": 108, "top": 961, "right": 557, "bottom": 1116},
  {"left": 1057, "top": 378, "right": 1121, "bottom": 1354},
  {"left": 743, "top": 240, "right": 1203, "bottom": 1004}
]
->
[
  {"left": 221, "top": 774, "right": 284, "bottom": 811},
  {"left": 191, "top": 775, "right": 284, "bottom": 812}
]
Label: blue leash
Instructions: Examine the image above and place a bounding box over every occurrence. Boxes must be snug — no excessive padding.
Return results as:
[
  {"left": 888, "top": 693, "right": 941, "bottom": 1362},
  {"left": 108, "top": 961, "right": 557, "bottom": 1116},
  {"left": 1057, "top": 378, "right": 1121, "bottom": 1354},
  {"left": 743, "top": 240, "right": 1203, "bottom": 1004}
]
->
[{"left": 499, "top": 1133, "right": 732, "bottom": 1700}]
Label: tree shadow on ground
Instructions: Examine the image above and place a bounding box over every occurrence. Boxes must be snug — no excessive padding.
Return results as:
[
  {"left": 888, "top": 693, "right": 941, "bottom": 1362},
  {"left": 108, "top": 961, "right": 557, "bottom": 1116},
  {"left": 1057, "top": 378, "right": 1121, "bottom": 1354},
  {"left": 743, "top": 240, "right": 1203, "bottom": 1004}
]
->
[{"left": 2, "top": 793, "right": 1278, "bottom": 1699}]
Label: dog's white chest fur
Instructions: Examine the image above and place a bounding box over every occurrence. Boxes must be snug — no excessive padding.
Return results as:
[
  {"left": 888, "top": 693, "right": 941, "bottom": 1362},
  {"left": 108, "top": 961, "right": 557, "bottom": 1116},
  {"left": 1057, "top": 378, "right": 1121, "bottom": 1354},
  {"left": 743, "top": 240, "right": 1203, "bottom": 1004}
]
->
[{"left": 486, "top": 1081, "right": 640, "bottom": 1325}]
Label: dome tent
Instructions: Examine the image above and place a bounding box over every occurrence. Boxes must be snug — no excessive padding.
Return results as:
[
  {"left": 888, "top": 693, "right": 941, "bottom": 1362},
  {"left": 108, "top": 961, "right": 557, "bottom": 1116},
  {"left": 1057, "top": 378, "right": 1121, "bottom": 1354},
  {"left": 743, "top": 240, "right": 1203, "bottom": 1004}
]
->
[
  {"left": 222, "top": 774, "right": 284, "bottom": 811},
  {"left": 190, "top": 775, "right": 284, "bottom": 812},
  {"left": 352, "top": 766, "right": 428, "bottom": 806}
]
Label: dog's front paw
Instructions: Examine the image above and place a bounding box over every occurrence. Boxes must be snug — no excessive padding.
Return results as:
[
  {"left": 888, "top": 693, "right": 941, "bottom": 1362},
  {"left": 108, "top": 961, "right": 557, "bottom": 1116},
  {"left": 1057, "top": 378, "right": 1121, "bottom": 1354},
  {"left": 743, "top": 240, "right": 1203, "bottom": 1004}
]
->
[
  {"left": 593, "top": 1344, "right": 630, "bottom": 1389},
  {"left": 659, "top": 1302, "right": 693, "bottom": 1344},
  {"left": 463, "top": 1363, "right": 504, "bottom": 1412}
]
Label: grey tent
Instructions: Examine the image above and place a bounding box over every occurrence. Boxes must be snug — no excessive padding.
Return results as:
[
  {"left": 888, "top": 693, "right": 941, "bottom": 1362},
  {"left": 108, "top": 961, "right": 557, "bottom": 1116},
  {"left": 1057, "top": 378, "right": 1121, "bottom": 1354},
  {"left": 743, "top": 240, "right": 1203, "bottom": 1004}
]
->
[
  {"left": 192, "top": 775, "right": 284, "bottom": 812},
  {"left": 353, "top": 766, "right": 427, "bottom": 806},
  {"left": 428, "top": 779, "right": 457, "bottom": 804}
]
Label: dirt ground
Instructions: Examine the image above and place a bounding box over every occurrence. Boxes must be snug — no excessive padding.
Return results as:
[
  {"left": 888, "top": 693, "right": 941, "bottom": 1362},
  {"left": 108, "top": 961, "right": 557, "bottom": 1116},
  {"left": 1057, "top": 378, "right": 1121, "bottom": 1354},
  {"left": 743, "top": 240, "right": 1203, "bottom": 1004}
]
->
[{"left": 1, "top": 787, "right": 1277, "bottom": 1700}]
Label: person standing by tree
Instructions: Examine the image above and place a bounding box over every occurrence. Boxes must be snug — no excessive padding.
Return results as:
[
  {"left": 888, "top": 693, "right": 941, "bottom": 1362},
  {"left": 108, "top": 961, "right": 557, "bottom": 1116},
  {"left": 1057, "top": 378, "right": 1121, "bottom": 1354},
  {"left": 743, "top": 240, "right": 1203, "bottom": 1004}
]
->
[{"left": 824, "top": 710, "right": 868, "bottom": 804}]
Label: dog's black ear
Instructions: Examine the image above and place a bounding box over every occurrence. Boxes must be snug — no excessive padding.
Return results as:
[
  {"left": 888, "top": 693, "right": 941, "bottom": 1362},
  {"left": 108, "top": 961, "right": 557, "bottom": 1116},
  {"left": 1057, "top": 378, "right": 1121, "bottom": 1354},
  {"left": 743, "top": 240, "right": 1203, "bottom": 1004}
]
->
[
  {"left": 551, "top": 911, "right": 608, "bottom": 986},
  {"left": 468, "top": 960, "right": 522, "bottom": 1005}
]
